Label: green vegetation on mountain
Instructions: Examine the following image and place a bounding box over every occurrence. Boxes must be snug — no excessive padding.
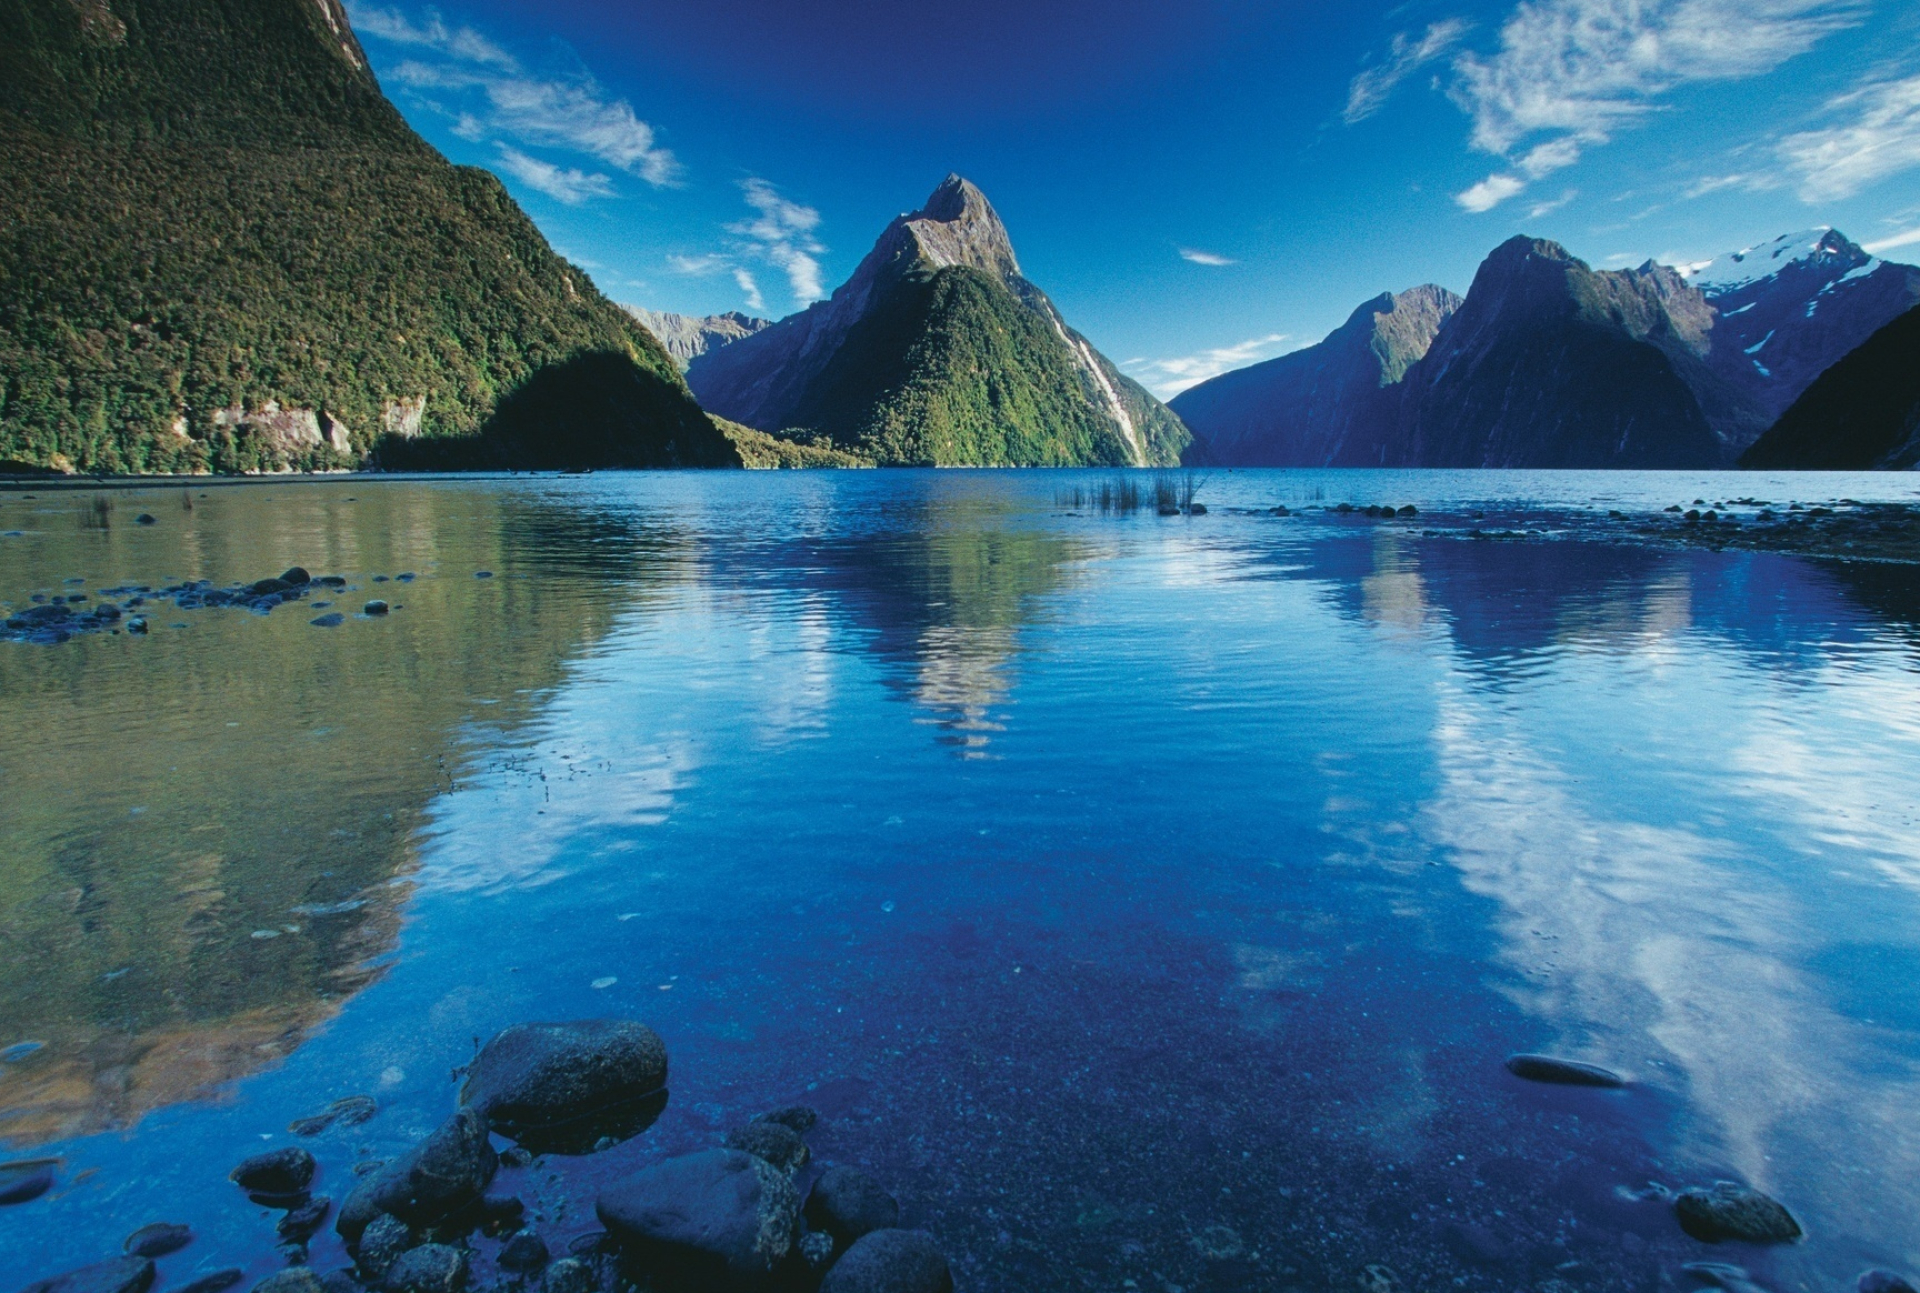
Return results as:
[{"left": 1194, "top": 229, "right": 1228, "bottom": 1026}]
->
[
  {"left": 688, "top": 176, "right": 1189, "bottom": 468},
  {"left": 716, "top": 418, "right": 872, "bottom": 468},
  {"left": 788, "top": 266, "right": 1180, "bottom": 466},
  {"left": 0, "top": 0, "right": 734, "bottom": 473}
]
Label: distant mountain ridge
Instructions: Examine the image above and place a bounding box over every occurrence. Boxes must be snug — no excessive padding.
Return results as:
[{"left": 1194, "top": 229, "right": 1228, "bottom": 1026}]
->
[
  {"left": 0, "top": 0, "right": 732, "bottom": 472},
  {"left": 1175, "top": 227, "right": 1917, "bottom": 469},
  {"left": 624, "top": 308, "right": 771, "bottom": 369},
  {"left": 1174, "top": 286, "right": 1459, "bottom": 466},
  {"left": 687, "top": 176, "right": 1188, "bottom": 467}
]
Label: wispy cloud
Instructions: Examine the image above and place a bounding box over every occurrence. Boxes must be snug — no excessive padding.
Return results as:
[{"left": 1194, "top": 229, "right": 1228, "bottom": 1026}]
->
[
  {"left": 1178, "top": 248, "right": 1237, "bottom": 266},
  {"left": 1526, "top": 189, "right": 1577, "bottom": 218},
  {"left": 663, "top": 180, "right": 827, "bottom": 314},
  {"left": 353, "top": 4, "right": 679, "bottom": 197},
  {"left": 1436, "top": 0, "right": 1863, "bottom": 211},
  {"left": 1778, "top": 71, "right": 1920, "bottom": 202},
  {"left": 1345, "top": 19, "right": 1471, "bottom": 124},
  {"left": 1685, "top": 172, "right": 1765, "bottom": 199},
  {"left": 492, "top": 145, "right": 613, "bottom": 205},
  {"left": 1124, "top": 334, "right": 1292, "bottom": 400},
  {"left": 729, "top": 178, "right": 826, "bottom": 304},
  {"left": 1863, "top": 225, "right": 1920, "bottom": 255},
  {"left": 732, "top": 268, "right": 766, "bottom": 313}
]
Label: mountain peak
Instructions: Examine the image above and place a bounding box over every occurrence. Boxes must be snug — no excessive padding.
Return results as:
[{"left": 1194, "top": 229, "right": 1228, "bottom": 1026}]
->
[
  {"left": 895, "top": 174, "right": 1021, "bottom": 282},
  {"left": 1680, "top": 227, "right": 1869, "bottom": 294}
]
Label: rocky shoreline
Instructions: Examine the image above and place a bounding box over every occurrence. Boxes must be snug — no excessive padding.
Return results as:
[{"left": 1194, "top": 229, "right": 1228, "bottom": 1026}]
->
[{"left": 16, "top": 1020, "right": 952, "bottom": 1293}]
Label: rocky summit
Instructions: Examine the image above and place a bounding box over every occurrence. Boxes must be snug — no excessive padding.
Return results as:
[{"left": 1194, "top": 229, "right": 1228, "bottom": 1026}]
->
[
  {"left": 0, "top": 0, "right": 734, "bottom": 473},
  {"left": 686, "top": 175, "right": 1189, "bottom": 466},
  {"left": 625, "top": 308, "right": 773, "bottom": 370}
]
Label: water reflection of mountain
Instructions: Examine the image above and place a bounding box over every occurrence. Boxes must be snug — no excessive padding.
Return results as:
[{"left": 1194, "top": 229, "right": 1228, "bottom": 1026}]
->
[
  {"left": 0, "top": 486, "right": 678, "bottom": 1146},
  {"left": 713, "top": 496, "right": 1084, "bottom": 752},
  {"left": 1291, "top": 528, "right": 1920, "bottom": 668}
]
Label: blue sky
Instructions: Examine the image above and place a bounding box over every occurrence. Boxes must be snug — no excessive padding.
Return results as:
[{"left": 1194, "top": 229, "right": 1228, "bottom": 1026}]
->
[{"left": 348, "top": 0, "right": 1920, "bottom": 397}]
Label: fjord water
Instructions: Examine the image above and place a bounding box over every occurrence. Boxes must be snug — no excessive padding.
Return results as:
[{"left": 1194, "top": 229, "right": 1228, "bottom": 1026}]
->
[{"left": 4, "top": 471, "right": 1920, "bottom": 1292}]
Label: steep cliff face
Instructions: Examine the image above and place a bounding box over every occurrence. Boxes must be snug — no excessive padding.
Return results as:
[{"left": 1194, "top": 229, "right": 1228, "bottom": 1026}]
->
[
  {"left": 687, "top": 176, "right": 1188, "bottom": 466},
  {"left": 1396, "top": 238, "right": 1733, "bottom": 468},
  {"left": 0, "top": 0, "right": 734, "bottom": 472},
  {"left": 1741, "top": 305, "right": 1920, "bottom": 469},
  {"left": 1172, "top": 286, "right": 1459, "bottom": 466},
  {"left": 625, "top": 308, "right": 772, "bottom": 369}
]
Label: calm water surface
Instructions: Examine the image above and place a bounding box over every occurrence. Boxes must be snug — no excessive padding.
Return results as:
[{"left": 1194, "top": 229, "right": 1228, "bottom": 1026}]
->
[{"left": 3, "top": 470, "right": 1920, "bottom": 1293}]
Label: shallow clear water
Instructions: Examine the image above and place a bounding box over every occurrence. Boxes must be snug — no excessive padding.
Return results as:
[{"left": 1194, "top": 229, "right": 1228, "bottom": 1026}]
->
[{"left": 3, "top": 469, "right": 1920, "bottom": 1292}]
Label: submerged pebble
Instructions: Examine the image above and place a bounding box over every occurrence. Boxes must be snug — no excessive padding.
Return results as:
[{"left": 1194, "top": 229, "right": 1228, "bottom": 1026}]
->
[
  {"left": 819, "top": 1229, "right": 953, "bottom": 1293},
  {"left": 1504, "top": 1054, "right": 1626, "bottom": 1087},
  {"left": 596, "top": 1148, "right": 799, "bottom": 1282},
  {"left": 230, "top": 1146, "right": 316, "bottom": 1197},
  {"left": 122, "top": 1222, "right": 192, "bottom": 1258},
  {"left": 805, "top": 1165, "right": 900, "bottom": 1246},
  {"left": 383, "top": 1242, "right": 469, "bottom": 1293},
  {"left": 1, "top": 1157, "right": 58, "bottom": 1204},
  {"left": 18, "top": 1256, "right": 155, "bottom": 1293},
  {"left": 289, "top": 1094, "right": 378, "bottom": 1137},
  {"left": 1860, "top": 1272, "right": 1920, "bottom": 1293},
  {"left": 170, "top": 1271, "right": 242, "bottom": 1293}
]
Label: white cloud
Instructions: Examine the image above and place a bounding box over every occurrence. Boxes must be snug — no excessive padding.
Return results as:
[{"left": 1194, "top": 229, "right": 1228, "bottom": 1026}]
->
[
  {"left": 1778, "top": 72, "right": 1920, "bottom": 202},
  {"left": 358, "top": 5, "right": 680, "bottom": 191},
  {"left": 1863, "top": 225, "right": 1920, "bottom": 255},
  {"left": 491, "top": 146, "right": 613, "bottom": 205},
  {"left": 1178, "top": 248, "right": 1237, "bottom": 266},
  {"left": 1684, "top": 172, "right": 1764, "bottom": 198},
  {"left": 1345, "top": 19, "right": 1472, "bottom": 124},
  {"left": 667, "top": 253, "right": 729, "bottom": 276},
  {"left": 349, "top": 5, "right": 514, "bottom": 67},
  {"left": 1455, "top": 172, "right": 1527, "bottom": 212},
  {"left": 729, "top": 178, "right": 827, "bottom": 305},
  {"left": 1526, "top": 188, "right": 1578, "bottom": 217},
  {"left": 732, "top": 268, "right": 766, "bottom": 313},
  {"left": 1443, "top": 0, "right": 1862, "bottom": 210},
  {"left": 1123, "top": 333, "right": 1292, "bottom": 400}
]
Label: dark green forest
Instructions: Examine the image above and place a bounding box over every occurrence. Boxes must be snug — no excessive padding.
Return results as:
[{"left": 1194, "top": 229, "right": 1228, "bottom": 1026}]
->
[{"left": 0, "top": 0, "right": 735, "bottom": 472}]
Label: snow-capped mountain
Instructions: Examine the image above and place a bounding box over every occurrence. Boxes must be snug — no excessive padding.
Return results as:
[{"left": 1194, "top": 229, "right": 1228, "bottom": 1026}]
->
[{"left": 1678, "top": 227, "right": 1920, "bottom": 419}]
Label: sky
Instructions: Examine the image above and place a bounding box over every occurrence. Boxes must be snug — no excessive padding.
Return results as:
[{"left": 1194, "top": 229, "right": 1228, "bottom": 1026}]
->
[{"left": 346, "top": 0, "right": 1920, "bottom": 398}]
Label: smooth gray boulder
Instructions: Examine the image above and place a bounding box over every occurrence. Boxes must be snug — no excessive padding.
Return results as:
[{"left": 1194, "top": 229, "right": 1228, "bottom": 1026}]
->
[
  {"left": 819, "top": 1230, "right": 952, "bottom": 1293},
  {"left": 460, "top": 1020, "right": 668, "bottom": 1155},
  {"left": 373, "top": 1110, "right": 498, "bottom": 1226},
  {"left": 1675, "top": 1182, "right": 1803, "bottom": 1244},
  {"left": 231, "top": 1147, "right": 316, "bottom": 1197},
  {"left": 123, "top": 1222, "right": 192, "bottom": 1258},
  {"left": 20, "top": 1258, "right": 155, "bottom": 1293},
  {"left": 805, "top": 1165, "right": 900, "bottom": 1246},
  {"left": 596, "top": 1148, "right": 798, "bottom": 1286}
]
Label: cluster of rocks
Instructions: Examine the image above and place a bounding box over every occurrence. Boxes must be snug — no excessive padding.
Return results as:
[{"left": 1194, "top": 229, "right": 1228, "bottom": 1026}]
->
[
  {"left": 15, "top": 1020, "right": 947, "bottom": 1293},
  {"left": 0, "top": 567, "right": 411, "bottom": 644},
  {"left": 1331, "top": 502, "right": 1419, "bottom": 519}
]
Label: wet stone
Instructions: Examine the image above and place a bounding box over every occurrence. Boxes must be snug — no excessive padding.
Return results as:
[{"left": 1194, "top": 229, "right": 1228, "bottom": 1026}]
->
[
  {"left": 280, "top": 1196, "right": 334, "bottom": 1242},
  {"left": 0, "top": 1156, "right": 57, "bottom": 1204},
  {"left": 337, "top": 1171, "right": 386, "bottom": 1243},
  {"left": 363, "top": 600, "right": 389, "bottom": 616},
  {"left": 318, "top": 1274, "right": 362, "bottom": 1293},
  {"left": 753, "top": 1106, "right": 819, "bottom": 1135},
  {"left": 355, "top": 1213, "right": 416, "bottom": 1279},
  {"left": 290, "top": 1096, "right": 378, "bottom": 1138},
  {"left": 1674, "top": 1182, "right": 1803, "bottom": 1244},
  {"left": 134, "top": 514, "right": 156, "bottom": 525},
  {"left": 280, "top": 567, "right": 312, "bottom": 585},
  {"left": 371, "top": 1108, "right": 497, "bottom": 1226},
  {"left": 498, "top": 1230, "right": 550, "bottom": 1273},
  {"left": 804, "top": 1165, "right": 900, "bottom": 1246},
  {"left": 232, "top": 1147, "right": 317, "bottom": 1196},
  {"left": 310, "top": 613, "right": 345, "bottom": 628},
  {"left": 596, "top": 1148, "right": 798, "bottom": 1285},
  {"left": 459, "top": 1019, "right": 668, "bottom": 1155},
  {"left": 123, "top": 1221, "right": 193, "bottom": 1257},
  {"left": 1860, "top": 1272, "right": 1919, "bottom": 1293},
  {"left": 1505, "top": 1054, "right": 1626, "bottom": 1087},
  {"left": 383, "top": 1243, "right": 468, "bottom": 1293},
  {"left": 725, "top": 1122, "right": 809, "bottom": 1173},
  {"left": 20, "top": 1257, "right": 156, "bottom": 1293},
  {"left": 538, "top": 1259, "right": 598, "bottom": 1293},
  {"left": 818, "top": 1230, "right": 953, "bottom": 1293},
  {"left": 252, "top": 1271, "right": 325, "bottom": 1293},
  {"left": 172, "top": 1270, "right": 243, "bottom": 1293}
]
